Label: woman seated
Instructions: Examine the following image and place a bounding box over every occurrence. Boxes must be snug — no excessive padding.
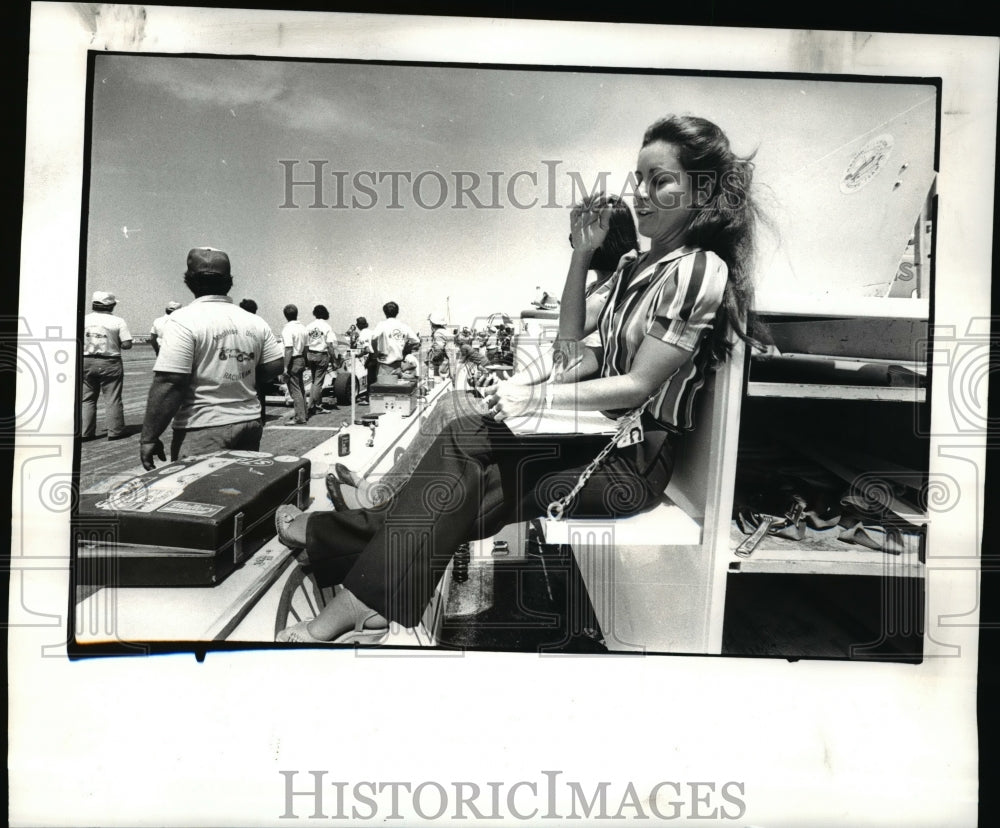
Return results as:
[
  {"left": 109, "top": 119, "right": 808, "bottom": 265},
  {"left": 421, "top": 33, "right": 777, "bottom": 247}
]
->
[
  {"left": 275, "top": 114, "right": 763, "bottom": 644},
  {"left": 326, "top": 191, "right": 639, "bottom": 510}
]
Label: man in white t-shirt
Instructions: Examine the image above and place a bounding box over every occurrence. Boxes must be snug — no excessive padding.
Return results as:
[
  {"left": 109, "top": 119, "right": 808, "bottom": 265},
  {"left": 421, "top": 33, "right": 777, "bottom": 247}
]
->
[
  {"left": 484, "top": 325, "right": 500, "bottom": 364},
  {"left": 149, "top": 301, "right": 182, "bottom": 355},
  {"left": 280, "top": 304, "right": 309, "bottom": 425},
  {"left": 369, "top": 301, "right": 420, "bottom": 385},
  {"left": 82, "top": 291, "right": 133, "bottom": 440},
  {"left": 354, "top": 315, "right": 373, "bottom": 405},
  {"left": 305, "top": 304, "right": 339, "bottom": 413},
  {"left": 139, "top": 247, "right": 283, "bottom": 469}
]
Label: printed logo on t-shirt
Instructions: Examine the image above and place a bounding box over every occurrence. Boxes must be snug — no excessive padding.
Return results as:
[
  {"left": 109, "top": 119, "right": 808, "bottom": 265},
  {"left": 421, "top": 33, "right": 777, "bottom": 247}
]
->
[
  {"left": 217, "top": 346, "right": 255, "bottom": 363},
  {"left": 217, "top": 345, "right": 257, "bottom": 381},
  {"left": 83, "top": 326, "right": 111, "bottom": 355}
]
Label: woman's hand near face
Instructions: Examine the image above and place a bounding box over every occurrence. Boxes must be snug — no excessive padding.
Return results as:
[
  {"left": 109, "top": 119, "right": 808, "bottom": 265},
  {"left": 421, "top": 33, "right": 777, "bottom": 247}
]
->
[{"left": 569, "top": 204, "right": 612, "bottom": 254}]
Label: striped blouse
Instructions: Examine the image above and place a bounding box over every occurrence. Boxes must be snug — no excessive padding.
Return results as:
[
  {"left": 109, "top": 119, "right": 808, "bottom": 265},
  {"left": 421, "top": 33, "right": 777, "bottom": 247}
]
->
[{"left": 595, "top": 246, "right": 729, "bottom": 432}]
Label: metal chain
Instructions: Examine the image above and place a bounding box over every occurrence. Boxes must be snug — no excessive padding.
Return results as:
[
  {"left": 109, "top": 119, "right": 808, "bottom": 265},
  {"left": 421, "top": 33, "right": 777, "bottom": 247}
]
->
[{"left": 545, "top": 390, "right": 660, "bottom": 521}]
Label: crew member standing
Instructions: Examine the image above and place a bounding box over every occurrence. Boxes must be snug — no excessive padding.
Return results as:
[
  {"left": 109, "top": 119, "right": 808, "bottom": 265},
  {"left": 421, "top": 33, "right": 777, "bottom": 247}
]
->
[
  {"left": 305, "top": 304, "right": 339, "bottom": 413},
  {"left": 280, "top": 304, "right": 309, "bottom": 425},
  {"left": 149, "top": 301, "right": 182, "bottom": 355},
  {"left": 238, "top": 298, "right": 268, "bottom": 424},
  {"left": 345, "top": 324, "right": 359, "bottom": 349},
  {"left": 484, "top": 324, "right": 500, "bottom": 364},
  {"left": 355, "top": 316, "right": 373, "bottom": 405},
  {"left": 82, "top": 290, "right": 133, "bottom": 441},
  {"left": 139, "top": 247, "right": 283, "bottom": 469},
  {"left": 369, "top": 301, "right": 420, "bottom": 384},
  {"left": 426, "top": 312, "right": 450, "bottom": 378}
]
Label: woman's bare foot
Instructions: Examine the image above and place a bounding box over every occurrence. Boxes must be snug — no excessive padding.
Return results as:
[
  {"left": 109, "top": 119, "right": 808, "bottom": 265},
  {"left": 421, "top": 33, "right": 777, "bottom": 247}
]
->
[{"left": 281, "top": 588, "right": 388, "bottom": 643}]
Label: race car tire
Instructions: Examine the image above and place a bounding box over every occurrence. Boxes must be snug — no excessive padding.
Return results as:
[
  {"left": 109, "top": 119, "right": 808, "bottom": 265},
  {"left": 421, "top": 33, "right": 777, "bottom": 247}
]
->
[{"left": 333, "top": 372, "right": 352, "bottom": 405}]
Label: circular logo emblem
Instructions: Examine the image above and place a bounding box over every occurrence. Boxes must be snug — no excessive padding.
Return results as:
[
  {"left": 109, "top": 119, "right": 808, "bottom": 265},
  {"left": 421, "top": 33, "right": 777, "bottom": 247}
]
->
[
  {"left": 236, "top": 458, "right": 274, "bottom": 467},
  {"left": 841, "top": 134, "right": 893, "bottom": 193},
  {"left": 272, "top": 455, "right": 300, "bottom": 463},
  {"left": 108, "top": 479, "right": 149, "bottom": 509}
]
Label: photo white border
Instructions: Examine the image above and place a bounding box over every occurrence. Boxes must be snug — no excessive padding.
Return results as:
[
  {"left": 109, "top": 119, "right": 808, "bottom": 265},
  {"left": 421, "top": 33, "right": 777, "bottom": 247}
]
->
[{"left": 11, "top": 4, "right": 996, "bottom": 826}]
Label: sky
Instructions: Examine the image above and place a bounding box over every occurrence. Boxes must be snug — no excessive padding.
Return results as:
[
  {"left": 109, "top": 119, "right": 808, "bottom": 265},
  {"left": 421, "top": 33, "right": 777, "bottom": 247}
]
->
[{"left": 85, "top": 55, "right": 937, "bottom": 335}]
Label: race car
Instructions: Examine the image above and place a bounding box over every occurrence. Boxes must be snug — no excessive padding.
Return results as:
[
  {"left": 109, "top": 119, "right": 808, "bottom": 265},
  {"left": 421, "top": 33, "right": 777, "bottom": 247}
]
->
[{"left": 261, "top": 343, "right": 368, "bottom": 407}]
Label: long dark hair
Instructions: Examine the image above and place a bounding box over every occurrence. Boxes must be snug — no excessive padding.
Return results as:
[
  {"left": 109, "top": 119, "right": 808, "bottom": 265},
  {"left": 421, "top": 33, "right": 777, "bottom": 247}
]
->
[
  {"left": 642, "top": 115, "right": 766, "bottom": 362},
  {"left": 576, "top": 193, "right": 639, "bottom": 272}
]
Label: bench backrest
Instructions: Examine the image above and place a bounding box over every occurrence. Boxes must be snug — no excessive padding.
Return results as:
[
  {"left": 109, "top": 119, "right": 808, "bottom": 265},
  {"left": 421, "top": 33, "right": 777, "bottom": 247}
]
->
[{"left": 665, "top": 345, "right": 745, "bottom": 524}]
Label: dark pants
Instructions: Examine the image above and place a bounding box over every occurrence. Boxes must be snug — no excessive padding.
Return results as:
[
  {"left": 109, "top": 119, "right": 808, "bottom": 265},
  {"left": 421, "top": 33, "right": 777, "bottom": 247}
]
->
[
  {"left": 81, "top": 357, "right": 124, "bottom": 438},
  {"left": 359, "top": 356, "right": 378, "bottom": 401},
  {"left": 305, "top": 412, "right": 674, "bottom": 627},
  {"left": 375, "top": 360, "right": 401, "bottom": 384},
  {"left": 257, "top": 388, "right": 267, "bottom": 425},
  {"left": 364, "top": 390, "right": 488, "bottom": 502},
  {"left": 429, "top": 348, "right": 450, "bottom": 378},
  {"left": 306, "top": 351, "right": 331, "bottom": 410},
  {"left": 170, "top": 419, "right": 264, "bottom": 460},
  {"left": 286, "top": 355, "right": 308, "bottom": 421}
]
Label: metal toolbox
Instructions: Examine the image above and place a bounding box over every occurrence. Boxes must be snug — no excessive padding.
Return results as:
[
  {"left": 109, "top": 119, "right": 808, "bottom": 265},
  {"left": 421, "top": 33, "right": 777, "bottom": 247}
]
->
[
  {"left": 74, "top": 450, "right": 310, "bottom": 587},
  {"left": 369, "top": 381, "right": 417, "bottom": 415}
]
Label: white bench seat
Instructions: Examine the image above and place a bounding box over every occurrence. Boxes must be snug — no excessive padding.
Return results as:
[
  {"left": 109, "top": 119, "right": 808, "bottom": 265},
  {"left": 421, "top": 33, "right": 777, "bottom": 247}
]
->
[{"left": 540, "top": 495, "right": 702, "bottom": 547}]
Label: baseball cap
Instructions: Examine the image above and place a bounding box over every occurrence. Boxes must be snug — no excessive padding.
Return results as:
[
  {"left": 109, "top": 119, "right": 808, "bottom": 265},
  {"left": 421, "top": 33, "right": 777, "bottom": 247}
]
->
[
  {"left": 428, "top": 312, "right": 447, "bottom": 326},
  {"left": 92, "top": 291, "right": 116, "bottom": 306},
  {"left": 185, "top": 247, "right": 231, "bottom": 277},
  {"left": 165, "top": 301, "right": 182, "bottom": 312}
]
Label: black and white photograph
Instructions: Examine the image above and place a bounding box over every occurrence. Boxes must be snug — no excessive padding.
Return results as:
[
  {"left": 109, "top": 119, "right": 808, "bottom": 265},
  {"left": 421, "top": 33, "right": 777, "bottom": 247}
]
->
[
  {"left": 70, "top": 53, "right": 938, "bottom": 658},
  {"left": 9, "top": 4, "right": 996, "bottom": 827}
]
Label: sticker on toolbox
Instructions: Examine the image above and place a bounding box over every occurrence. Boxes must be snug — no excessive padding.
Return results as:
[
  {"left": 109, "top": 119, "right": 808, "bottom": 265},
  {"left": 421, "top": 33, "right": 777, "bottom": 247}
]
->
[
  {"left": 82, "top": 473, "right": 146, "bottom": 495},
  {"left": 273, "top": 455, "right": 300, "bottom": 463},
  {"left": 147, "top": 455, "right": 240, "bottom": 489},
  {"left": 156, "top": 500, "right": 225, "bottom": 517},
  {"left": 96, "top": 482, "right": 184, "bottom": 513}
]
